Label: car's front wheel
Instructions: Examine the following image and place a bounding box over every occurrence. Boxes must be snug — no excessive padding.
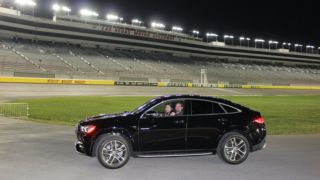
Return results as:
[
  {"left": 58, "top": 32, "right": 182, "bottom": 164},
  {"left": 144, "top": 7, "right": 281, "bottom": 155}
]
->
[
  {"left": 217, "top": 132, "right": 250, "bottom": 164},
  {"left": 96, "top": 134, "right": 131, "bottom": 169}
]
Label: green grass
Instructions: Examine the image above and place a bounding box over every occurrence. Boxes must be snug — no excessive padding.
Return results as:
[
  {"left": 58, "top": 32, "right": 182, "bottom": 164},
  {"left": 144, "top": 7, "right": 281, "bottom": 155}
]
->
[{"left": 13, "top": 95, "right": 320, "bottom": 135}]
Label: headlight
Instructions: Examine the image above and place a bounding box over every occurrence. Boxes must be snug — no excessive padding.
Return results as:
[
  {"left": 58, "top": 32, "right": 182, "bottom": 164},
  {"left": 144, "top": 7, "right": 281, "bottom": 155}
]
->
[{"left": 80, "top": 125, "right": 96, "bottom": 135}]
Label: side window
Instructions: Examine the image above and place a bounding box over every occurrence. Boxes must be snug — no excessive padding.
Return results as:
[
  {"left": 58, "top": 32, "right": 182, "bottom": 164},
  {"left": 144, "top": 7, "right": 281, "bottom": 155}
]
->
[
  {"left": 212, "top": 103, "right": 225, "bottom": 114},
  {"left": 191, "top": 100, "right": 212, "bottom": 114},
  {"left": 221, "top": 104, "right": 239, "bottom": 113},
  {"left": 192, "top": 100, "right": 226, "bottom": 115},
  {"left": 147, "top": 100, "right": 185, "bottom": 117}
]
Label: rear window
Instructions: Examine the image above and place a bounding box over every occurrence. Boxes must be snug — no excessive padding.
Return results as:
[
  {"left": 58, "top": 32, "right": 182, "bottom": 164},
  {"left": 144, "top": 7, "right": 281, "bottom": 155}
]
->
[
  {"left": 221, "top": 104, "right": 239, "bottom": 113},
  {"left": 191, "top": 100, "right": 225, "bottom": 115}
]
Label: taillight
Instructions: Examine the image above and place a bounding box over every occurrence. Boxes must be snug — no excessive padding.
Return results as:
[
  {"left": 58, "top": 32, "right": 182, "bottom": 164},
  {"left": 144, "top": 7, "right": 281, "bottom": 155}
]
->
[
  {"left": 253, "top": 116, "right": 265, "bottom": 124},
  {"left": 80, "top": 125, "right": 96, "bottom": 136}
]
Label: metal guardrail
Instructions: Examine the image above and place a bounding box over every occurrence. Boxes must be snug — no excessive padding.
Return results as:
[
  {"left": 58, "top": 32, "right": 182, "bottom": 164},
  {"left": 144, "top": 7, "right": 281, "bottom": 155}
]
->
[{"left": 0, "top": 103, "right": 29, "bottom": 118}]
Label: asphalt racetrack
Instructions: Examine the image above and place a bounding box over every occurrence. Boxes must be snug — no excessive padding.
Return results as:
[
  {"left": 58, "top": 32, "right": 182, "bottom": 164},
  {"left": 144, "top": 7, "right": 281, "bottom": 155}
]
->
[
  {"left": 0, "top": 117, "right": 319, "bottom": 180},
  {"left": 0, "top": 83, "right": 320, "bottom": 180}
]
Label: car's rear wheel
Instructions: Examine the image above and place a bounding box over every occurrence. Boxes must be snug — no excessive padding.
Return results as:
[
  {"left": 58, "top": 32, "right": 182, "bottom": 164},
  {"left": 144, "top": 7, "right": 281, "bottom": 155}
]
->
[
  {"left": 96, "top": 134, "right": 131, "bottom": 169},
  {"left": 217, "top": 132, "right": 250, "bottom": 164}
]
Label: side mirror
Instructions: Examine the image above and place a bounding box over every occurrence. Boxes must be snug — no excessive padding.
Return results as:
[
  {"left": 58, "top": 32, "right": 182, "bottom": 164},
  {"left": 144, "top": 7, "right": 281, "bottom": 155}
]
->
[{"left": 145, "top": 110, "right": 158, "bottom": 118}]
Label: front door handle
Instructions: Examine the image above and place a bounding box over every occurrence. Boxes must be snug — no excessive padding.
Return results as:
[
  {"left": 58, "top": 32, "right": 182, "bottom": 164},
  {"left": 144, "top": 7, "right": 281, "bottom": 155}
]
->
[
  {"left": 174, "top": 120, "right": 185, "bottom": 124},
  {"left": 218, "top": 118, "right": 228, "bottom": 123}
]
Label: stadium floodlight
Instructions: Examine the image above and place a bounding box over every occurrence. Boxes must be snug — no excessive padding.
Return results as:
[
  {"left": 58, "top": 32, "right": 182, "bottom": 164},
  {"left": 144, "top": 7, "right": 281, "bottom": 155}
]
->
[
  {"left": 192, "top": 30, "right": 200, "bottom": 34},
  {"left": 62, "top": 6, "right": 71, "bottom": 13},
  {"left": 223, "top": 35, "right": 234, "bottom": 45},
  {"left": 294, "top": 43, "right": 303, "bottom": 52},
  {"left": 192, "top": 30, "right": 200, "bottom": 38},
  {"left": 15, "top": 0, "right": 36, "bottom": 6},
  {"left": 132, "top": 19, "right": 142, "bottom": 25},
  {"left": 172, "top": 26, "right": 183, "bottom": 32},
  {"left": 306, "top": 45, "right": 315, "bottom": 53},
  {"left": 151, "top": 21, "right": 165, "bottom": 29},
  {"left": 80, "top": 9, "right": 99, "bottom": 17},
  {"left": 268, "top": 40, "right": 279, "bottom": 49},
  {"left": 254, "top": 38, "right": 265, "bottom": 48},
  {"left": 52, "top": 4, "right": 60, "bottom": 12},
  {"left": 106, "top": 14, "right": 119, "bottom": 21},
  {"left": 206, "top": 33, "right": 218, "bottom": 42},
  {"left": 239, "top": 36, "right": 246, "bottom": 47}
]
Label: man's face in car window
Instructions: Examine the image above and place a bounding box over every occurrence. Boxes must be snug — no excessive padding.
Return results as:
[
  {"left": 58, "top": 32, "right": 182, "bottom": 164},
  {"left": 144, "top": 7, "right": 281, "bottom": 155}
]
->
[{"left": 175, "top": 103, "right": 183, "bottom": 113}]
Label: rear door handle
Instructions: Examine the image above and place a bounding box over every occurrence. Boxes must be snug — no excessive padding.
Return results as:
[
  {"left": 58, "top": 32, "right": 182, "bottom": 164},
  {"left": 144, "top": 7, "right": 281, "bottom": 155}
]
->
[{"left": 174, "top": 120, "right": 185, "bottom": 124}]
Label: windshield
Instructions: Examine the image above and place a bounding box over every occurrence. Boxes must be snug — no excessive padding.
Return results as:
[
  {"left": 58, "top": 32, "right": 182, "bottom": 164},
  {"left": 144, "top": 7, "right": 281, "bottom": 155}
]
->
[{"left": 132, "top": 98, "right": 158, "bottom": 114}]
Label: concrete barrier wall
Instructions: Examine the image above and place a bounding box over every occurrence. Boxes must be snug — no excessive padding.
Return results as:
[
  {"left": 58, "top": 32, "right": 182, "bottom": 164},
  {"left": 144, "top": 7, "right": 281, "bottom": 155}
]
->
[
  {"left": 1, "top": 76, "right": 320, "bottom": 90},
  {"left": 0, "top": 77, "right": 114, "bottom": 85}
]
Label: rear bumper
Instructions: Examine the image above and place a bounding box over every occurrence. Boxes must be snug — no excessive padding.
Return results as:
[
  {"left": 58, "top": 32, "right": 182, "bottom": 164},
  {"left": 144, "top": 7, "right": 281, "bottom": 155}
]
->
[{"left": 251, "top": 138, "right": 266, "bottom": 152}]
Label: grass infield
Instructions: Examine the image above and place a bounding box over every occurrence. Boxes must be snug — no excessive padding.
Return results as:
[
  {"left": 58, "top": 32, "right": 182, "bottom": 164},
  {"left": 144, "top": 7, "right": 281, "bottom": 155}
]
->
[{"left": 13, "top": 95, "right": 320, "bottom": 135}]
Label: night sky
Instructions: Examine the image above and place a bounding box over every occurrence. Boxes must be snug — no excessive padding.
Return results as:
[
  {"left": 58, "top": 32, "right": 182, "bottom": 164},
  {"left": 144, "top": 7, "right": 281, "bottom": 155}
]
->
[{"left": 2, "top": 0, "right": 319, "bottom": 47}]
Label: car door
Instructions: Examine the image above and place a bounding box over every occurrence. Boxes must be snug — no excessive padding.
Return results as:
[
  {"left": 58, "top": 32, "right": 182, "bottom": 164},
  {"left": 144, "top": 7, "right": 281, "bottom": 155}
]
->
[
  {"left": 138, "top": 99, "right": 187, "bottom": 152},
  {"left": 186, "top": 99, "right": 227, "bottom": 150}
]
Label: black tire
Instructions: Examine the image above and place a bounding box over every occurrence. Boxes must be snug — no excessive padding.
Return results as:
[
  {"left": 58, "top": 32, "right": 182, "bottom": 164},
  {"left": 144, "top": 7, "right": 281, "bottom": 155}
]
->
[
  {"left": 96, "top": 134, "right": 132, "bottom": 169},
  {"left": 217, "top": 132, "right": 250, "bottom": 164}
]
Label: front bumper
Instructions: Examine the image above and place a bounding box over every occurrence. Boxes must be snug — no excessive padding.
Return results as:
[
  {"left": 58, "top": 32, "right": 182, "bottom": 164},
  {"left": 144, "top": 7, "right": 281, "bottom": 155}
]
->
[
  {"left": 75, "top": 140, "right": 86, "bottom": 154},
  {"left": 251, "top": 138, "right": 266, "bottom": 152}
]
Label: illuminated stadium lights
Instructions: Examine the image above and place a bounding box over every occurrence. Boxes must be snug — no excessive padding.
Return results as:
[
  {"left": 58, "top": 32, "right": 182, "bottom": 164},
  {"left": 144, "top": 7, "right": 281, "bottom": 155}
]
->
[
  {"left": 132, "top": 19, "right": 142, "bottom": 25},
  {"left": 239, "top": 36, "right": 250, "bottom": 47},
  {"left": 192, "top": 30, "right": 200, "bottom": 34},
  {"left": 151, "top": 22, "right": 165, "bottom": 29},
  {"left": 61, "top": 6, "right": 71, "bottom": 13},
  {"left": 192, "top": 30, "right": 200, "bottom": 38},
  {"left": 306, "top": 45, "right": 315, "bottom": 53},
  {"left": 206, "top": 33, "right": 218, "bottom": 42},
  {"left": 223, "top": 35, "right": 234, "bottom": 45},
  {"left": 52, "top": 4, "right": 60, "bottom": 12},
  {"left": 52, "top": 4, "right": 71, "bottom": 15},
  {"left": 254, "top": 39, "right": 265, "bottom": 48},
  {"left": 172, "top": 26, "right": 183, "bottom": 32},
  {"left": 15, "top": 0, "right": 36, "bottom": 7},
  {"left": 80, "top": 9, "right": 98, "bottom": 17},
  {"left": 294, "top": 43, "right": 303, "bottom": 52},
  {"left": 106, "top": 14, "right": 120, "bottom": 21},
  {"left": 268, "top": 40, "right": 279, "bottom": 49}
]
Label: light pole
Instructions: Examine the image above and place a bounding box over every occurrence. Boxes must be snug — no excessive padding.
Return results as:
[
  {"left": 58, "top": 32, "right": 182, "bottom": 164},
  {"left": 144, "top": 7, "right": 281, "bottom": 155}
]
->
[
  {"left": 246, "top": 38, "right": 251, "bottom": 47},
  {"left": 287, "top": 43, "right": 291, "bottom": 50},
  {"left": 224, "top": 35, "right": 234, "bottom": 45},
  {"left": 206, "top": 33, "right": 218, "bottom": 43},
  {"left": 239, "top": 36, "right": 245, "bottom": 47},
  {"left": 80, "top": 9, "right": 99, "bottom": 23},
  {"left": 151, "top": 21, "right": 165, "bottom": 29},
  {"left": 240, "top": 37, "right": 250, "bottom": 47},
  {"left": 192, "top": 30, "right": 200, "bottom": 38},
  {"left": 15, "top": 0, "right": 37, "bottom": 16},
  {"left": 254, "top": 39, "right": 265, "bottom": 48},
  {"left": 282, "top": 42, "right": 286, "bottom": 49},
  {"left": 306, "top": 45, "right": 315, "bottom": 54},
  {"left": 268, "top": 40, "right": 278, "bottom": 50},
  {"left": 132, "top": 19, "right": 142, "bottom": 26},
  {"left": 62, "top": 6, "right": 71, "bottom": 16},
  {"left": 172, "top": 26, "right": 183, "bottom": 33},
  {"left": 294, "top": 44, "right": 303, "bottom": 52}
]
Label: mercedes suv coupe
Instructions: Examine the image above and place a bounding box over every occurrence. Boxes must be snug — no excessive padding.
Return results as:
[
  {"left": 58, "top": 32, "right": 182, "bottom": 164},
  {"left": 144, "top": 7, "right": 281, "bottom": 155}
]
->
[{"left": 75, "top": 95, "right": 266, "bottom": 169}]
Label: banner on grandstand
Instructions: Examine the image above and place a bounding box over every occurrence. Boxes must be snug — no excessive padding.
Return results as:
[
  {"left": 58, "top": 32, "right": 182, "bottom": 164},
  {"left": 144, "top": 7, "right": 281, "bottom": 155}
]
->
[{"left": 115, "top": 81, "right": 158, "bottom": 86}]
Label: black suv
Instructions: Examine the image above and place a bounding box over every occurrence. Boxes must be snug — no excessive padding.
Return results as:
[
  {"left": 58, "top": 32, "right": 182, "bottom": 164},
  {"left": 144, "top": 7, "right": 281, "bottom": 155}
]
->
[{"left": 75, "top": 95, "right": 266, "bottom": 169}]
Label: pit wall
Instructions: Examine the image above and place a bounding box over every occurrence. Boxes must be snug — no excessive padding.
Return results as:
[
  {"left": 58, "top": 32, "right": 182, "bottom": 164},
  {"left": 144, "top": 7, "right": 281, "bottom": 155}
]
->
[{"left": 0, "top": 76, "right": 320, "bottom": 90}]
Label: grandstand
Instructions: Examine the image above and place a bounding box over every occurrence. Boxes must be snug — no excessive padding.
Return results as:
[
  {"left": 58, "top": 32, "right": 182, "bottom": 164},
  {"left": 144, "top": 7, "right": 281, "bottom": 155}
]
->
[
  {"left": 1, "top": 39, "right": 319, "bottom": 85},
  {"left": 0, "top": 5, "right": 319, "bottom": 86}
]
